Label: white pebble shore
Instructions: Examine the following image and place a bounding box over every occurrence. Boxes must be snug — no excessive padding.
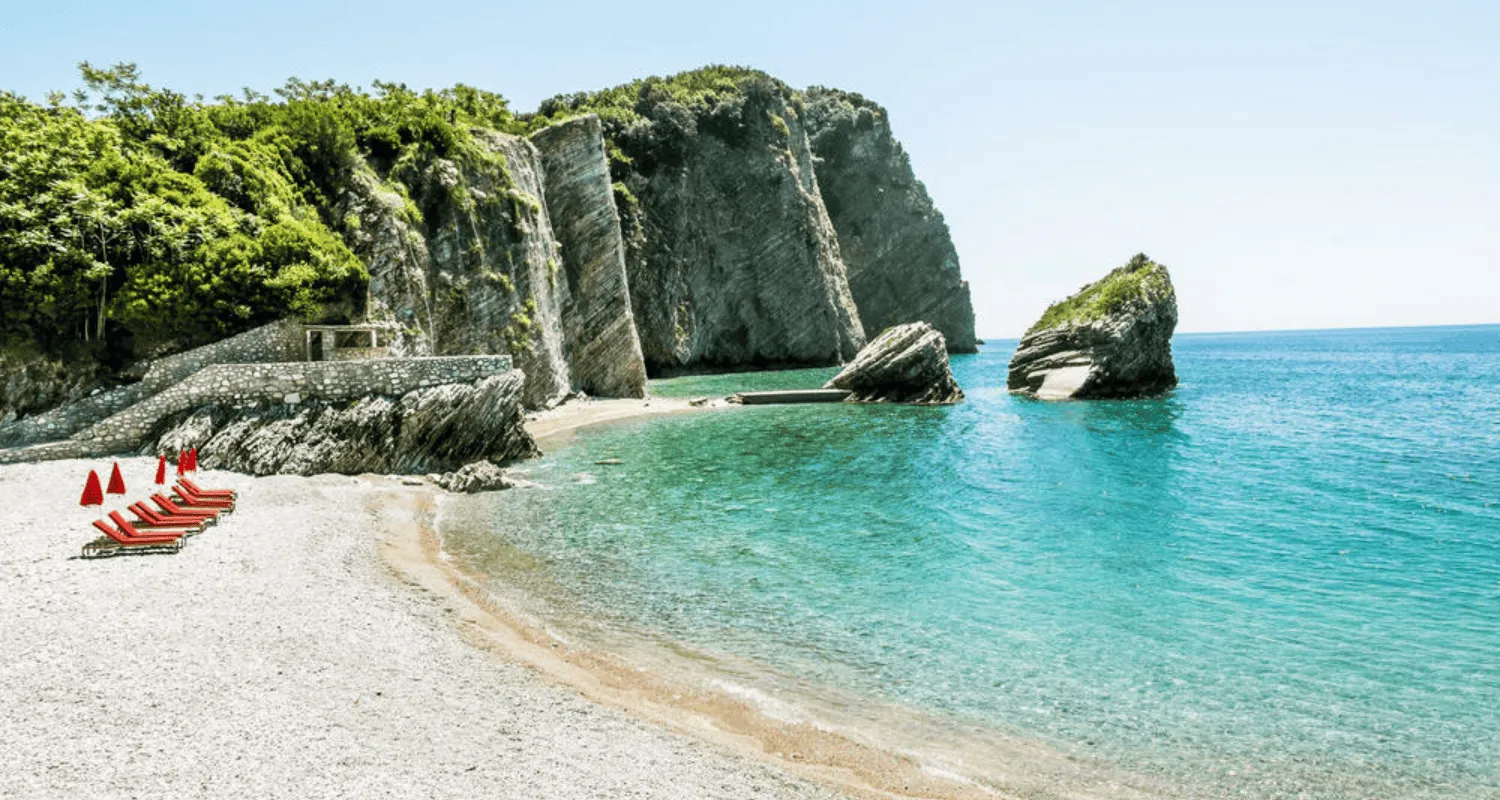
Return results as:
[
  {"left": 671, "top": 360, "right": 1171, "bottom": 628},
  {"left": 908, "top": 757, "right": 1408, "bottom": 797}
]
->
[{"left": 0, "top": 457, "right": 839, "bottom": 800}]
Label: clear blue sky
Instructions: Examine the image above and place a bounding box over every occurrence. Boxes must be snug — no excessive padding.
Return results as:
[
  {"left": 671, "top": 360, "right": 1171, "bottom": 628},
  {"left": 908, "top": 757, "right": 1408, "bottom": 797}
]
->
[{"left": 5, "top": 0, "right": 1496, "bottom": 336}]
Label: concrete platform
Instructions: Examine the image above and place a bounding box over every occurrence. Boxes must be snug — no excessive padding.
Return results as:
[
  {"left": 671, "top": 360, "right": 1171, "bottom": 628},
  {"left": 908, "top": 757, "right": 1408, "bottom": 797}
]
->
[{"left": 729, "top": 389, "right": 851, "bottom": 405}]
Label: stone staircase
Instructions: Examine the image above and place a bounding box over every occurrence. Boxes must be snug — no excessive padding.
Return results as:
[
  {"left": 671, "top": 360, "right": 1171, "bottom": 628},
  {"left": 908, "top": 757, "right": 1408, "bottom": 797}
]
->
[{"left": 0, "top": 320, "right": 304, "bottom": 450}]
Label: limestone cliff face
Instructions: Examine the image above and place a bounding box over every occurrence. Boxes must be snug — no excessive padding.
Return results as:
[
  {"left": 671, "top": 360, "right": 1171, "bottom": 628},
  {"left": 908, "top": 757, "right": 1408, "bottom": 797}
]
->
[
  {"left": 338, "top": 134, "right": 571, "bottom": 408},
  {"left": 601, "top": 79, "right": 866, "bottom": 373},
  {"left": 802, "top": 89, "right": 976, "bottom": 353},
  {"left": 530, "top": 116, "right": 648, "bottom": 398},
  {"left": 1008, "top": 255, "right": 1178, "bottom": 400}
]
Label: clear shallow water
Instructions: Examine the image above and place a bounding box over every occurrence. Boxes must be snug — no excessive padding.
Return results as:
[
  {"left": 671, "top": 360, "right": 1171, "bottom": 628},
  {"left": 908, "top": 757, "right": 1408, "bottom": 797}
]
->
[{"left": 448, "top": 326, "right": 1500, "bottom": 798}]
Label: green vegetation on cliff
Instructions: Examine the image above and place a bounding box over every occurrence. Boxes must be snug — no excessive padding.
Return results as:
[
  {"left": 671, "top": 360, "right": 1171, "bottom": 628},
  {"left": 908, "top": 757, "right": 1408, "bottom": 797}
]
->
[
  {"left": 0, "top": 63, "right": 529, "bottom": 362},
  {"left": 529, "top": 66, "right": 779, "bottom": 130},
  {"left": 1029, "top": 254, "right": 1173, "bottom": 334},
  {"left": 528, "top": 66, "right": 794, "bottom": 179}
]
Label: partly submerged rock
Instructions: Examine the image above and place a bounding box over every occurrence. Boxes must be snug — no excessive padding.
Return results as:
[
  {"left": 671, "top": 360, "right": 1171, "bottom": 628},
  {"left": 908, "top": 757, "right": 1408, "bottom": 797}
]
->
[
  {"left": 1008, "top": 254, "right": 1178, "bottom": 400},
  {"left": 431, "top": 460, "right": 514, "bottom": 493},
  {"left": 149, "top": 371, "right": 539, "bottom": 476},
  {"left": 824, "top": 322, "right": 963, "bottom": 404}
]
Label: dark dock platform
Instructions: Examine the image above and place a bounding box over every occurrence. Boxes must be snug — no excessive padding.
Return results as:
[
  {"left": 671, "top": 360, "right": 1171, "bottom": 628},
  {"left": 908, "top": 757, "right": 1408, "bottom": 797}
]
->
[{"left": 729, "top": 389, "right": 851, "bottom": 405}]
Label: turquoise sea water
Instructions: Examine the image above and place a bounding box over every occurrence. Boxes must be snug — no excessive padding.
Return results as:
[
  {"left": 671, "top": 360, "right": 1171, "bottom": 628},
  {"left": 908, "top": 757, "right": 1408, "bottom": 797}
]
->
[{"left": 447, "top": 325, "right": 1500, "bottom": 798}]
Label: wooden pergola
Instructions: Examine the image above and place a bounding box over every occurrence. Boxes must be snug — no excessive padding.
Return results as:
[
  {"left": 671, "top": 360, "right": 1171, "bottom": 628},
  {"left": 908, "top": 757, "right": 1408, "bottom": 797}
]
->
[{"left": 302, "top": 324, "right": 397, "bottom": 362}]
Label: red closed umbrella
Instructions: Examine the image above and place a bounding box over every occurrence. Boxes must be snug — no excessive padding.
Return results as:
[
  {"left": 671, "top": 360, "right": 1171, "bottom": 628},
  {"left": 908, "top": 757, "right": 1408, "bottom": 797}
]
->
[
  {"left": 188, "top": 448, "right": 198, "bottom": 472},
  {"left": 80, "top": 470, "right": 104, "bottom": 507},
  {"left": 106, "top": 462, "right": 126, "bottom": 495},
  {"left": 155, "top": 455, "right": 167, "bottom": 485},
  {"left": 176, "top": 451, "right": 186, "bottom": 477}
]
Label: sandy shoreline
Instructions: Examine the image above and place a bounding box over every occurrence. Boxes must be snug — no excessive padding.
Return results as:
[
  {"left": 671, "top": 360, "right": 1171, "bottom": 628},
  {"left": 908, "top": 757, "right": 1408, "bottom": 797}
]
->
[
  {"left": 524, "top": 395, "right": 732, "bottom": 449},
  {"left": 2, "top": 398, "right": 1174, "bottom": 799},
  {"left": 407, "top": 399, "right": 1180, "bottom": 800}
]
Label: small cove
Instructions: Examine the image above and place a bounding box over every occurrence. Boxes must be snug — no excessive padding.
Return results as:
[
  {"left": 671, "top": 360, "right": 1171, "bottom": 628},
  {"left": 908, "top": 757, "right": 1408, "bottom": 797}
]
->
[{"left": 442, "top": 325, "right": 1500, "bottom": 799}]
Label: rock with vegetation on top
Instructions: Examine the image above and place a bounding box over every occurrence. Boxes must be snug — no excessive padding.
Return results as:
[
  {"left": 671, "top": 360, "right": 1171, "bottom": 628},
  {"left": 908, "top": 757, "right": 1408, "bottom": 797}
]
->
[
  {"left": 340, "top": 134, "right": 573, "bottom": 409},
  {"left": 535, "top": 70, "right": 866, "bottom": 374},
  {"left": 824, "top": 322, "right": 963, "bottom": 404},
  {"left": 148, "top": 372, "right": 539, "bottom": 476},
  {"left": 1008, "top": 254, "right": 1178, "bottom": 400}
]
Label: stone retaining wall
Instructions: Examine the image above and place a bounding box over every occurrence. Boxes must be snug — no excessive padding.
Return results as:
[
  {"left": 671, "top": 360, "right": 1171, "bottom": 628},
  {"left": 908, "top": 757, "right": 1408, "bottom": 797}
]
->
[
  {"left": 0, "top": 355, "right": 513, "bottom": 464},
  {"left": 0, "top": 320, "right": 307, "bottom": 448},
  {"left": 138, "top": 319, "right": 306, "bottom": 393}
]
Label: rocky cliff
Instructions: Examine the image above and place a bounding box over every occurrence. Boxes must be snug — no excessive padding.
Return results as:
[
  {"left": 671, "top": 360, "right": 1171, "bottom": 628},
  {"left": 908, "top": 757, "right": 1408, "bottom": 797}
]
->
[
  {"left": 0, "top": 352, "right": 109, "bottom": 429},
  {"left": 547, "top": 75, "right": 867, "bottom": 374},
  {"left": 340, "top": 115, "right": 654, "bottom": 405},
  {"left": 339, "top": 132, "right": 572, "bottom": 408},
  {"left": 802, "top": 89, "right": 977, "bottom": 354},
  {"left": 1007, "top": 254, "right": 1178, "bottom": 400},
  {"left": 531, "top": 116, "right": 649, "bottom": 398},
  {"left": 2, "top": 67, "right": 980, "bottom": 437}
]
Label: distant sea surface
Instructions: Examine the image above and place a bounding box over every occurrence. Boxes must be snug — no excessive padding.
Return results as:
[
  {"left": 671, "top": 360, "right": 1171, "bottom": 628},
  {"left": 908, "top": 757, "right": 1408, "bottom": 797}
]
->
[{"left": 445, "top": 325, "right": 1500, "bottom": 798}]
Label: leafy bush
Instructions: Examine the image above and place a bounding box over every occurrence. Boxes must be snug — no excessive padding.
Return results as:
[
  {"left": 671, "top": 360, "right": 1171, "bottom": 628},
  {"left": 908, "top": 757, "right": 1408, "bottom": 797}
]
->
[{"left": 2, "top": 63, "right": 537, "bottom": 361}]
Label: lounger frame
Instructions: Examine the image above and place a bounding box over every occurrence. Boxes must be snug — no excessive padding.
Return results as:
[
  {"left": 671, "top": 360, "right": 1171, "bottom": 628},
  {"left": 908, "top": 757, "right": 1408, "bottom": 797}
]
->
[{"left": 81, "top": 536, "right": 185, "bottom": 558}]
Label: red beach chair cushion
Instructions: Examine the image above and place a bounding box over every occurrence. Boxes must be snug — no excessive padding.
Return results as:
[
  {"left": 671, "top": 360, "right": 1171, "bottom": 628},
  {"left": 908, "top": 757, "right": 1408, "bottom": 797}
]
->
[{"left": 92, "top": 519, "right": 182, "bottom": 545}]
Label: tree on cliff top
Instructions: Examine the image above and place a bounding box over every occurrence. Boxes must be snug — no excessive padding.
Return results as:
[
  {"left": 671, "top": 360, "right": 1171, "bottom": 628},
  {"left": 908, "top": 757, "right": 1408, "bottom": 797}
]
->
[{"left": 0, "top": 63, "right": 536, "bottom": 362}]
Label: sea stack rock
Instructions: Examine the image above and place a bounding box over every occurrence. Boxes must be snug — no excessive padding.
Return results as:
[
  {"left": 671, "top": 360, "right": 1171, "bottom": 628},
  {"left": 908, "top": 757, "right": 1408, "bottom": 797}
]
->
[
  {"left": 824, "top": 322, "right": 964, "bottom": 404},
  {"left": 1008, "top": 254, "right": 1178, "bottom": 400}
]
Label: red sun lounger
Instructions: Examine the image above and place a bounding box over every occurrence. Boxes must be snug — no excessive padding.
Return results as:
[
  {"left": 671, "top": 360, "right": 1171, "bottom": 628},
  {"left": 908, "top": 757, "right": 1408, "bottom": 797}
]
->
[
  {"left": 132, "top": 501, "right": 213, "bottom": 529},
  {"left": 174, "top": 482, "right": 234, "bottom": 511},
  {"left": 178, "top": 477, "right": 237, "bottom": 500},
  {"left": 109, "top": 511, "right": 196, "bottom": 541},
  {"left": 83, "top": 519, "right": 185, "bottom": 558},
  {"left": 129, "top": 502, "right": 212, "bottom": 533},
  {"left": 152, "top": 494, "right": 222, "bottom": 521}
]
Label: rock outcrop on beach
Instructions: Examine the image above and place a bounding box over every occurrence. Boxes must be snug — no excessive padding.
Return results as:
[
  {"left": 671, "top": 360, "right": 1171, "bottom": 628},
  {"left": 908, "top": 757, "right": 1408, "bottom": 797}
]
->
[
  {"left": 430, "top": 459, "right": 519, "bottom": 493},
  {"left": 1007, "top": 254, "right": 1178, "bottom": 400},
  {"left": 824, "top": 322, "right": 964, "bottom": 404},
  {"left": 0, "top": 355, "right": 104, "bottom": 427},
  {"left": 150, "top": 372, "right": 538, "bottom": 476},
  {"left": 801, "top": 89, "right": 977, "bottom": 353}
]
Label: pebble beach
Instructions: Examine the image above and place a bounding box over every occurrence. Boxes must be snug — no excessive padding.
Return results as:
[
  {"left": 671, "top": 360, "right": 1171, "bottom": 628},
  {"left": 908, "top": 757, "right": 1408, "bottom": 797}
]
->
[{"left": 0, "top": 455, "right": 839, "bottom": 800}]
